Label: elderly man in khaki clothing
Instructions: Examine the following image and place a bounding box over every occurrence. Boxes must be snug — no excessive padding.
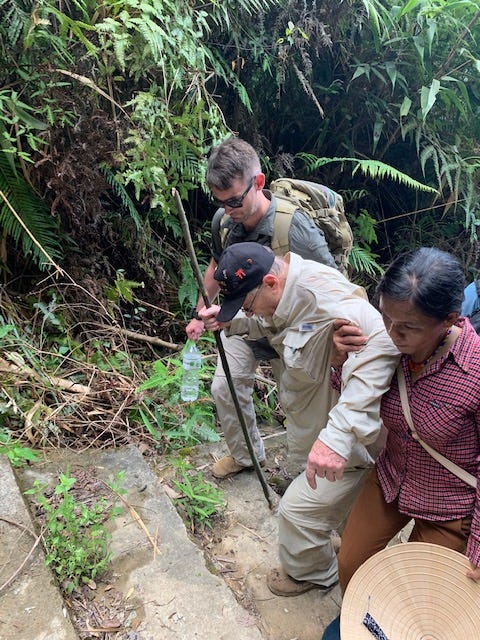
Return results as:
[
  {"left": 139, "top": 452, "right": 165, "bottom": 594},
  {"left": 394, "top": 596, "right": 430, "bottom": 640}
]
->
[{"left": 200, "top": 242, "right": 400, "bottom": 594}]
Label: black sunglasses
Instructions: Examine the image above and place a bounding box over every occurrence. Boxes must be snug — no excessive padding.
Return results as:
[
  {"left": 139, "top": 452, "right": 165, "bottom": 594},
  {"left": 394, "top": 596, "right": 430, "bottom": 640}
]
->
[{"left": 212, "top": 176, "right": 256, "bottom": 209}]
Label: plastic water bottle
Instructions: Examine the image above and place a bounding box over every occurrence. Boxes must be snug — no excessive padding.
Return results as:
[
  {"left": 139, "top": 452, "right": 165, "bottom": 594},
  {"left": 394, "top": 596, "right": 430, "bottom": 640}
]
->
[{"left": 180, "top": 341, "right": 202, "bottom": 401}]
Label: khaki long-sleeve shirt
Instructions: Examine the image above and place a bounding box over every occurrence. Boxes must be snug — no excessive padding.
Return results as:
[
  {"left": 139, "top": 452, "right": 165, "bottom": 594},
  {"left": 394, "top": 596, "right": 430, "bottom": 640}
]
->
[{"left": 227, "top": 252, "right": 400, "bottom": 464}]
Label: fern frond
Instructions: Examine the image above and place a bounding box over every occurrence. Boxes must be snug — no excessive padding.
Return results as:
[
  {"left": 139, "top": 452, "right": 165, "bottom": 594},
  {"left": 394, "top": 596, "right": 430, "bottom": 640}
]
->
[
  {"left": 297, "top": 153, "right": 438, "bottom": 194},
  {"left": 0, "top": 152, "right": 63, "bottom": 270},
  {"left": 194, "top": 421, "right": 220, "bottom": 444},
  {"left": 100, "top": 166, "right": 144, "bottom": 232},
  {"left": 349, "top": 245, "right": 384, "bottom": 277},
  {"left": 177, "top": 256, "right": 198, "bottom": 308},
  {"left": 420, "top": 145, "right": 435, "bottom": 176},
  {"left": 0, "top": 0, "right": 32, "bottom": 48},
  {"left": 436, "top": 147, "right": 451, "bottom": 192}
]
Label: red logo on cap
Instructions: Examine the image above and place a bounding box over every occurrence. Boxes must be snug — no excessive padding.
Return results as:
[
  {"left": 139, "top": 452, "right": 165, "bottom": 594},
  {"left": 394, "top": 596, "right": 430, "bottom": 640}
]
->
[{"left": 235, "top": 268, "right": 246, "bottom": 279}]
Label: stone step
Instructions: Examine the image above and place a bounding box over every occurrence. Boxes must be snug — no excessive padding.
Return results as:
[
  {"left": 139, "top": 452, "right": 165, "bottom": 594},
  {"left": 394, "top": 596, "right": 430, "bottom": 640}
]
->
[{"left": 2, "top": 446, "right": 264, "bottom": 640}]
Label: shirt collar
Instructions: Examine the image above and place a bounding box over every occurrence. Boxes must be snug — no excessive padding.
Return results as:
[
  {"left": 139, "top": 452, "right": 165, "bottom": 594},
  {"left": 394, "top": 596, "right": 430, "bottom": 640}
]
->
[
  {"left": 273, "top": 252, "right": 297, "bottom": 326},
  {"left": 451, "top": 316, "right": 478, "bottom": 373}
]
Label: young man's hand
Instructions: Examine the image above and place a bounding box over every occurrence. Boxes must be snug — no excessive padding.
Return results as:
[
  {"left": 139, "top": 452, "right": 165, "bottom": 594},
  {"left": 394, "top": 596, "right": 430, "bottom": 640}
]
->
[
  {"left": 186, "top": 318, "right": 205, "bottom": 341},
  {"left": 331, "top": 318, "right": 368, "bottom": 367}
]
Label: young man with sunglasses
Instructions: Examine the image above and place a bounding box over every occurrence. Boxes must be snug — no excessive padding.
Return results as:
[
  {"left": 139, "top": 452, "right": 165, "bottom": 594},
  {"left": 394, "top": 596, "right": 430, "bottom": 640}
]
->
[{"left": 186, "top": 137, "right": 338, "bottom": 481}]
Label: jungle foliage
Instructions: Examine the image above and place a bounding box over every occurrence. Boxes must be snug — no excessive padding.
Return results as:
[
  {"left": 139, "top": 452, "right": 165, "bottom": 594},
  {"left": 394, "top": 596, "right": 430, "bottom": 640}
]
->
[
  {"left": 0, "top": 0, "right": 478, "bottom": 290},
  {"left": 207, "top": 0, "right": 480, "bottom": 271},
  {"left": 0, "top": 0, "right": 480, "bottom": 284},
  {"left": 0, "top": 1, "right": 479, "bottom": 460}
]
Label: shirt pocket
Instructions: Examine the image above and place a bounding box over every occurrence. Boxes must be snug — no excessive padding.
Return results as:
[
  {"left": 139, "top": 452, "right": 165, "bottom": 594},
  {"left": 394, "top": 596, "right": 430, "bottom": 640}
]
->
[
  {"left": 417, "top": 397, "right": 471, "bottom": 447},
  {"left": 282, "top": 327, "right": 331, "bottom": 381}
]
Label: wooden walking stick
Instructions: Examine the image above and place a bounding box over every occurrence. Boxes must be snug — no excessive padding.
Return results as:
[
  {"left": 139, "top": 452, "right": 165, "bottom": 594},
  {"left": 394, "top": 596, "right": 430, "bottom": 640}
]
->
[{"left": 173, "top": 188, "right": 278, "bottom": 511}]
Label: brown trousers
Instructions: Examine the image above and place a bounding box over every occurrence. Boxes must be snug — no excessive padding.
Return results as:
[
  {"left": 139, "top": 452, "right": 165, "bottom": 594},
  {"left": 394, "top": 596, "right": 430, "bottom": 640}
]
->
[{"left": 338, "top": 467, "right": 471, "bottom": 592}]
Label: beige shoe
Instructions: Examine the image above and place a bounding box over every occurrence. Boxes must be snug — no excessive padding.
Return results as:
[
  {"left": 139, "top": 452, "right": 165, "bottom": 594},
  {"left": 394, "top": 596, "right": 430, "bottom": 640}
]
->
[
  {"left": 211, "top": 455, "right": 265, "bottom": 479},
  {"left": 266, "top": 567, "right": 336, "bottom": 597}
]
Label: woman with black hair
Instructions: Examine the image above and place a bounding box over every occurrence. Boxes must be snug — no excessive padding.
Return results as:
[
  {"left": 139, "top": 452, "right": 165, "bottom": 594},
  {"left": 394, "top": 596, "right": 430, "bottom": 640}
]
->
[{"left": 322, "top": 247, "right": 480, "bottom": 640}]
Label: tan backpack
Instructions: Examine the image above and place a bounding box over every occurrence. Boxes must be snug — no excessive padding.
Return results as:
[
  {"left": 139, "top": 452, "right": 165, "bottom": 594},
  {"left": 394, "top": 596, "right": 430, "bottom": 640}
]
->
[{"left": 269, "top": 178, "right": 353, "bottom": 275}]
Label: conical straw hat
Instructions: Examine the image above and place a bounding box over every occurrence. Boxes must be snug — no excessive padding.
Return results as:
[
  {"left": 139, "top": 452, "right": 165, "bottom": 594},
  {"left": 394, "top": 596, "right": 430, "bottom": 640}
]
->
[{"left": 340, "top": 542, "right": 480, "bottom": 639}]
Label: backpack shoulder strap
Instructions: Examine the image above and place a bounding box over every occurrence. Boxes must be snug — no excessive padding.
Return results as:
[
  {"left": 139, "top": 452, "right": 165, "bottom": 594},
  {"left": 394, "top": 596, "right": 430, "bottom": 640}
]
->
[
  {"left": 270, "top": 193, "right": 298, "bottom": 256},
  {"left": 216, "top": 212, "right": 232, "bottom": 248},
  {"left": 211, "top": 208, "right": 223, "bottom": 240}
]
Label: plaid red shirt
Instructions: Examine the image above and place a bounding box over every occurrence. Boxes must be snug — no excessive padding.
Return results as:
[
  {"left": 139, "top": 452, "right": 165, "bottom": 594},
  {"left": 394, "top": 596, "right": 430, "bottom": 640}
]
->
[{"left": 377, "top": 318, "right": 480, "bottom": 565}]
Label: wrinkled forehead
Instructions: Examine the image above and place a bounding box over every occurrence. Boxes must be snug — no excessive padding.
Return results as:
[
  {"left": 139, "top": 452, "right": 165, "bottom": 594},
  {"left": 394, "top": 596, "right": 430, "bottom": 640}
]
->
[{"left": 379, "top": 295, "right": 431, "bottom": 324}]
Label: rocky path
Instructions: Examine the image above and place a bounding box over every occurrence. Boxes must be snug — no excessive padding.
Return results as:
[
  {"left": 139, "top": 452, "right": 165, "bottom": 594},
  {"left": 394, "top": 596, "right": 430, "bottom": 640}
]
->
[{"left": 1, "top": 432, "right": 340, "bottom": 640}]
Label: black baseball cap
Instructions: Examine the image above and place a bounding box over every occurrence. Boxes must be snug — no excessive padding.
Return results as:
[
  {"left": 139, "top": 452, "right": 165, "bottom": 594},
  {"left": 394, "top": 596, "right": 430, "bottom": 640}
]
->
[{"left": 214, "top": 242, "right": 275, "bottom": 322}]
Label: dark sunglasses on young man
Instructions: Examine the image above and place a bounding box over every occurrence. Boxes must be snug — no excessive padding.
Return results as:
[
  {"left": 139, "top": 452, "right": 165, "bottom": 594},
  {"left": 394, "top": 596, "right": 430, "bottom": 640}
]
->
[{"left": 211, "top": 176, "right": 256, "bottom": 209}]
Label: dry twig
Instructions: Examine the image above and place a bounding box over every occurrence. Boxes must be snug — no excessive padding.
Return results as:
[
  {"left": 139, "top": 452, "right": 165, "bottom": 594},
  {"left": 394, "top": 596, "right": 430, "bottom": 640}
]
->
[
  {"left": 0, "top": 357, "right": 91, "bottom": 394},
  {"left": 0, "top": 517, "right": 43, "bottom": 594},
  {"left": 110, "top": 327, "right": 181, "bottom": 351},
  {"left": 99, "top": 480, "right": 160, "bottom": 556}
]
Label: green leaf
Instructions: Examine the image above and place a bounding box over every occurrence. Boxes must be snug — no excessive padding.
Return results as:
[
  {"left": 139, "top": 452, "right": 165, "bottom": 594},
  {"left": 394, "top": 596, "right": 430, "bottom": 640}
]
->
[
  {"left": 400, "top": 95, "right": 412, "bottom": 118},
  {"left": 137, "top": 359, "right": 175, "bottom": 391},
  {"left": 0, "top": 325, "right": 15, "bottom": 339},
  {"left": 351, "top": 65, "right": 370, "bottom": 82},
  {"left": 420, "top": 79, "right": 440, "bottom": 121},
  {"left": 10, "top": 105, "right": 49, "bottom": 131},
  {"left": 138, "top": 408, "right": 162, "bottom": 439},
  {"left": 372, "top": 117, "right": 384, "bottom": 155},
  {"left": 384, "top": 61, "right": 397, "bottom": 91},
  {"left": 399, "top": 0, "right": 423, "bottom": 17}
]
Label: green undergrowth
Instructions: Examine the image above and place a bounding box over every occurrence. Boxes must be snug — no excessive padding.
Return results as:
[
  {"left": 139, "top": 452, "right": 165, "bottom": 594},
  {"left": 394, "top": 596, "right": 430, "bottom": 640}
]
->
[
  {"left": 24, "top": 471, "right": 125, "bottom": 593},
  {"left": 135, "top": 337, "right": 220, "bottom": 449},
  {"left": 0, "top": 303, "right": 223, "bottom": 459},
  {"left": 0, "top": 294, "right": 277, "bottom": 532},
  {"left": 171, "top": 458, "right": 226, "bottom": 532}
]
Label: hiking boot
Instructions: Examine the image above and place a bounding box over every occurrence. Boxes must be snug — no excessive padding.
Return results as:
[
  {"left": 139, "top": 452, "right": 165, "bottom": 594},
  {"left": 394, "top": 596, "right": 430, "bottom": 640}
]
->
[
  {"left": 211, "top": 455, "right": 265, "bottom": 479},
  {"left": 267, "top": 567, "right": 337, "bottom": 597}
]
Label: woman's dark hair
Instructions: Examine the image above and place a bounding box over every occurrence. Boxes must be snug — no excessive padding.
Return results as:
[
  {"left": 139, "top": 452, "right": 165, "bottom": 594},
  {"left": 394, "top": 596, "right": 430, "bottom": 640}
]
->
[{"left": 377, "top": 247, "right": 465, "bottom": 320}]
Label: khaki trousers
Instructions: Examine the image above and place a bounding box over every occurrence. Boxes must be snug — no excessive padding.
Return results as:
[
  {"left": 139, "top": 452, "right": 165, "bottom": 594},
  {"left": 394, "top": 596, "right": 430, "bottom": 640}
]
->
[
  {"left": 211, "top": 333, "right": 281, "bottom": 467},
  {"left": 338, "top": 467, "right": 471, "bottom": 591},
  {"left": 278, "top": 466, "right": 372, "bottom": 586},
  {"left": 211, "top": 331, "right": 337, "bottom": 474}
]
